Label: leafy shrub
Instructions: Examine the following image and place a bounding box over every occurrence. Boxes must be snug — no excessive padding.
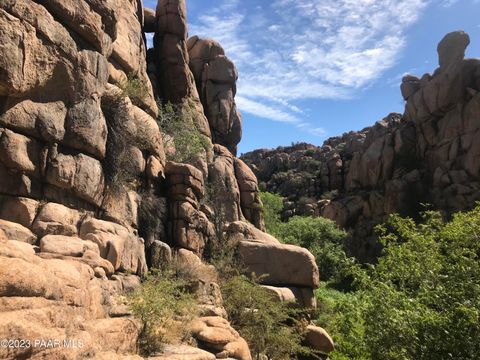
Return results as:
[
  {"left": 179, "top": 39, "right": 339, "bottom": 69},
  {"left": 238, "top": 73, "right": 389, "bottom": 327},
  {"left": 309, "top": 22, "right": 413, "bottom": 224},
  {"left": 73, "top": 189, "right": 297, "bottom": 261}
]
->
[
  {"left": 221, "top": 275, "right": 317, "bottom": 359},
  {"left": 315, "top": 285, "right": 368, "bottom": 360},
  {"left": 157, "top": 100, "right": 210, "bottom": 164},
  {"left": 319, "top": 205, "right": 480, "bottom": 360},
  {"left": 127, "top": 269, "right": 197, "bottom": 356},
  {"left": 277, "top": 216, "right": 350, "bottom": 286},
  {"left": 259, "top": 191, "right": 284, "bottom": 236},
  {"left": 118, "top": 73, "right": 149, "bottom": 107}
]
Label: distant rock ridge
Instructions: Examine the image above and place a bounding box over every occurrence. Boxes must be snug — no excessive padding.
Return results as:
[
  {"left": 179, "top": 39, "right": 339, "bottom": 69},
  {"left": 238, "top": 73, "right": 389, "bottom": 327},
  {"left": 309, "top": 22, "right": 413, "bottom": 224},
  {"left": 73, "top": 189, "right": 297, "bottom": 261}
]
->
[{"left": 242, "top": 30, "right": 480, "bottom": 262}]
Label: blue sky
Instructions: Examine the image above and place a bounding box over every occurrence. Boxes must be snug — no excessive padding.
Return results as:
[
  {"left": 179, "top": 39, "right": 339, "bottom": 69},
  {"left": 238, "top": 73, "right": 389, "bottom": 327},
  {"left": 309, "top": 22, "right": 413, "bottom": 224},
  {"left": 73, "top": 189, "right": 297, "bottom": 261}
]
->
[{"left": 145, "top": 0, "right": 480, "bottom": 154}]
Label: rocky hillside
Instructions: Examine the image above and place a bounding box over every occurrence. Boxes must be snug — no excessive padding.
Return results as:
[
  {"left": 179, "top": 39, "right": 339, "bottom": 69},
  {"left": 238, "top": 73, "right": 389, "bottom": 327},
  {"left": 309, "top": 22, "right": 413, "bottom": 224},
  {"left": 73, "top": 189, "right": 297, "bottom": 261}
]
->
[
  {"left": 0, "top": 0, "right": 329, "bottom": 359},
  {"left": 242, "top": 31, "right": 480, "bottom": 262}
]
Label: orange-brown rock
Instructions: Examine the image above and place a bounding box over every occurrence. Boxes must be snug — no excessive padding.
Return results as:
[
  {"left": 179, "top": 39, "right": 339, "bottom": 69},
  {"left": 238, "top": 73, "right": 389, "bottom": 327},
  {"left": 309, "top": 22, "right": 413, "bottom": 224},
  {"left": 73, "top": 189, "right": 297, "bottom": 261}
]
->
[
  {"left": 305, "top": 325, "right": 335, "bottom": 354},
  {"left": 188, "top": 36, "right": 242, "bottom": 155},
  {"left": 190, "top": 317, "right": 252, "bottom": 360}
]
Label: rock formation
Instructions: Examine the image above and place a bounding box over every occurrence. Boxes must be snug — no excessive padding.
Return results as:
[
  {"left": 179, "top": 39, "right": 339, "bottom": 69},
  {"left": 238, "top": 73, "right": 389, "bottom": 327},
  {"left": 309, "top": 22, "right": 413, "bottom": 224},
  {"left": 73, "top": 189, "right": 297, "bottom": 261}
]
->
[
  {"left": 242, "top": 31, "right": 480, "bottom": 262},
  {"left": 0, "top": 0, "right": 322, "bottom": 358},
  {"left": 187, "top": 36, "right": 243, "bottom": 155}
]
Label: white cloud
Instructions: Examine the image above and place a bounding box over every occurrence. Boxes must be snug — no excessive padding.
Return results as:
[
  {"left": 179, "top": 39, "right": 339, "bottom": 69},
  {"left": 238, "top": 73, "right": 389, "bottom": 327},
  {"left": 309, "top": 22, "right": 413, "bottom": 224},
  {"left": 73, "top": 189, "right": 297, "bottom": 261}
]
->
[
  {"left": 189, "top": 0, "right": 431, "bottom": 130},
  {"left": 236, "top": 96, "right": 300, "bottom": 124},
  {"left": 236, "top": 96, "right": 328, "bottom": 137}
]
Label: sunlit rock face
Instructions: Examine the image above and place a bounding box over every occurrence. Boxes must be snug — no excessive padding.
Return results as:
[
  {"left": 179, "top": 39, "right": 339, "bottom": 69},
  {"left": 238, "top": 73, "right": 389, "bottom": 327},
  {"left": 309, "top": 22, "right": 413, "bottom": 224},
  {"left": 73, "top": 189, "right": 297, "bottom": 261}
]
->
[{"left": 0, "top": 0, "right": 271, "bottom": 358}]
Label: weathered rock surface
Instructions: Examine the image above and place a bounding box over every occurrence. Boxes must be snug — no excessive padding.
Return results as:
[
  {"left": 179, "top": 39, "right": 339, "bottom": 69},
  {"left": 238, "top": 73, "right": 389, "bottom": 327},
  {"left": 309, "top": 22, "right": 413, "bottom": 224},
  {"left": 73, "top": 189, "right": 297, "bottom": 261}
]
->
[
  {"left": 152, "top": 344, "right": 216, "bottom": 360},
  {"left": 166, "top": 161, "right": 215, "bottom": 254},
  {"left": 227, "top": 220, "right": 320, "bottom": 292},
  {"left": 190, "top": 317, "right": 252, "bottom": 360},
  {"left": 0, "top": 236, "right": 141, "bottom": 360},
  {"left": 188, "top": 36, "right": 242, "bottom": 155}
]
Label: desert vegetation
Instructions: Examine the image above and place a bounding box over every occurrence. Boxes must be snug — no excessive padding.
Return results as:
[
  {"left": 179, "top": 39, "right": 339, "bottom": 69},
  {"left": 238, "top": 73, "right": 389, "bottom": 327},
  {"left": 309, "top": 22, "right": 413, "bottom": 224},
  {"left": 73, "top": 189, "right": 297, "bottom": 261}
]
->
[
  {"left": 261, "top": 191, "right": 480, "bottom": 359},
  {"left": 127, "top": 268, "right": 197, "bottom": 356},
  {"left": 156, "top": 100, "right": 211, "bottom": 164}
]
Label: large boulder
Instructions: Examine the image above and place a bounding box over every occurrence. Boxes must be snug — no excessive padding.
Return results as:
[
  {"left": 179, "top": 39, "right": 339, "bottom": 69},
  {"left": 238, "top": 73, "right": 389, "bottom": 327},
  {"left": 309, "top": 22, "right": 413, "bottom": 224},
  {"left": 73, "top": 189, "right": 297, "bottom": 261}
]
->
[
  {"left": 32, "top": 202, "right": 84, "bottom": 237},
  {"left": 0, "top": 196, "right": 39, "bottom": 229},
  {"left": 80, "top": 218, "right": 147, "bottom": 276},
  {"left": 0, "top": 219, "right": 36, "bottom": 244},
  {"left": 227, "top": 221, "right": 319, "bottom": 288},
  {"left": 238, "top": 239, "right": 320, "bottom": 288}
]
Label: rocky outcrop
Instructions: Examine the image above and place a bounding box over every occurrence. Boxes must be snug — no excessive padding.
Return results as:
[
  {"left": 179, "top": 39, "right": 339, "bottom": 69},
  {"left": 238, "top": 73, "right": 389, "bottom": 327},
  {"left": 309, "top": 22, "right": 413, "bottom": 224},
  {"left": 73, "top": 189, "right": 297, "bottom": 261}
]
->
[
  {"left": 188, "top": 36, "right": 242, "bottom": 155},
  {"left": 242, "top": 31, "right": 480, "bottom": 261},
  {"left": 0, "top": 0, "right": 317, "bottom": 358},
  {"left": 0, "top": 234, "right": 141, "bottom": 360},
  {"left": 165, "top": 161, "right": 215, "bottom": 254}
]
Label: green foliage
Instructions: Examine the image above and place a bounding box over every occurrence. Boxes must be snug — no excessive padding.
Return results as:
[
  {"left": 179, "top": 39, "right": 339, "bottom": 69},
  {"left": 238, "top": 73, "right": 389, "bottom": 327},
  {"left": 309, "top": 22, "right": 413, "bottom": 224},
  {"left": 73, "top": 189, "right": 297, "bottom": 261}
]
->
[
  {"left": 315, "top": 285, "right": 368, "bottom": 360},
  {"left": 221, "top": 275, "right": 317, "bottom": 359},
  {"left": 119, "top": 73, "right": 149, "bottom": 106},
  {"left": 127, "top": 269, "right": 197, "bottom": 356},
  {"left": 260, "top": 191, "right": 351, "bottom": 286},
  {"left": 157, "top": 101, "right": 210, "bottom": 164},
  {"left": 259, "top": 191, "right": 284, "bottom": 236},
  {"left": 319, "top": 205, "right": 480, "bottom": 360},
  {"left": 278, "top": 216, "right": 350, "bottom": 286},
  {"left": 321, "top": 189, "right": 339, "bottom": 200}
]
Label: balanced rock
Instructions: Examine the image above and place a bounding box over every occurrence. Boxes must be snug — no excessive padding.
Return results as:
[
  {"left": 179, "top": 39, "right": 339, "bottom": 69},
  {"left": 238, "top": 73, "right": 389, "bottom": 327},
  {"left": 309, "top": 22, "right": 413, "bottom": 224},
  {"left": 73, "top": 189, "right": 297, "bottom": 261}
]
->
[{"left": 437, "top": 31, "right": 470, "bottom": 68}]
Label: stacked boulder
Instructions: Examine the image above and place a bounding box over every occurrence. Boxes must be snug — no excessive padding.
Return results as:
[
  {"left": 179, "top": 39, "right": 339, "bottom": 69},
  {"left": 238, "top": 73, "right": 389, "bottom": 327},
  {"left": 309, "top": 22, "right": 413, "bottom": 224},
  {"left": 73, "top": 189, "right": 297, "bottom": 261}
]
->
[
  {"left": 153, "top": 0, "right": 211, "bottom": 138},
  {"left": 165, "top": 161, "right": 215, "bottom": 254},
  {"left": 234, "top": 158, "right": 265, "bottom": 230},
  {"left": 188, "top": 36, "right": 243, "bottom": 155}
]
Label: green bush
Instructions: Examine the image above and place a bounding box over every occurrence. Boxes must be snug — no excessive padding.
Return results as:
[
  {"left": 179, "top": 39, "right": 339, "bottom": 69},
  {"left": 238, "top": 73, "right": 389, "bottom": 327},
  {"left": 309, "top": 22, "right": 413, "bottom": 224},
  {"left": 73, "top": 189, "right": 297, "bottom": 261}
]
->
[
  {"left": 157, "top": 101, "right": 210, "bottom": 164},
  {"left": 119, "top": 73, "right": 149, "bottom": 106},
  {"left": 319, "top": 205, "right": 480, "bottom": 360},
  {"left": 221, "top": 275, "right": 317, "bottom": 359},
  {"left": 315, "top": 285, "right": 368, "bottom": 360},
  {"left": 277, "top": 216, "right": 350, "bottom": 286},
  {"left": 259, "top": 191, "right": 284, "bottom": 236},
  {"left": 127, "top": 269, "right": 197, "bottom": 356}
]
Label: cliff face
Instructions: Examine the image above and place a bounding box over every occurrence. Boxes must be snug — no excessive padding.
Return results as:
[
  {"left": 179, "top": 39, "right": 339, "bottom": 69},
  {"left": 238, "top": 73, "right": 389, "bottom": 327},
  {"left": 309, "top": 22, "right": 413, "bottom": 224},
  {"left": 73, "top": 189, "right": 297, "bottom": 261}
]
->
[
  {"left": 242, "top": 31, "right": 480, "bottom": 262},
  {"left": 0, "top": 1, "right": 325, "bottom": 359}
]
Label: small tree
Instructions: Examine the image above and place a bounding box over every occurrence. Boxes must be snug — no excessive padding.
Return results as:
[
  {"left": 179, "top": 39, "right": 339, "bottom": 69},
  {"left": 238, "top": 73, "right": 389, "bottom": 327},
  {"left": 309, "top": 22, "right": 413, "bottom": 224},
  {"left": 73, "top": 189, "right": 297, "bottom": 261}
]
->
[
  {"left": 259, "top": 191, "right": 284, "bottom": 236},
  {"left": 127, "top": 269, "right": 197, "bottom": 356},
  {"left": 157, "top": 101, "right": 210, "bottom": 164}
]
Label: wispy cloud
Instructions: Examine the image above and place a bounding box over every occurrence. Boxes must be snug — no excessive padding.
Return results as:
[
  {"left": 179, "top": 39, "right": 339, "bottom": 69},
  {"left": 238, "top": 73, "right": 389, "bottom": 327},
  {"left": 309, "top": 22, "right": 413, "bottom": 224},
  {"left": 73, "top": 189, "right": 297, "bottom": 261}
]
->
[{"left": 188, "top": 0, "right": 434, "bottom": 136}]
